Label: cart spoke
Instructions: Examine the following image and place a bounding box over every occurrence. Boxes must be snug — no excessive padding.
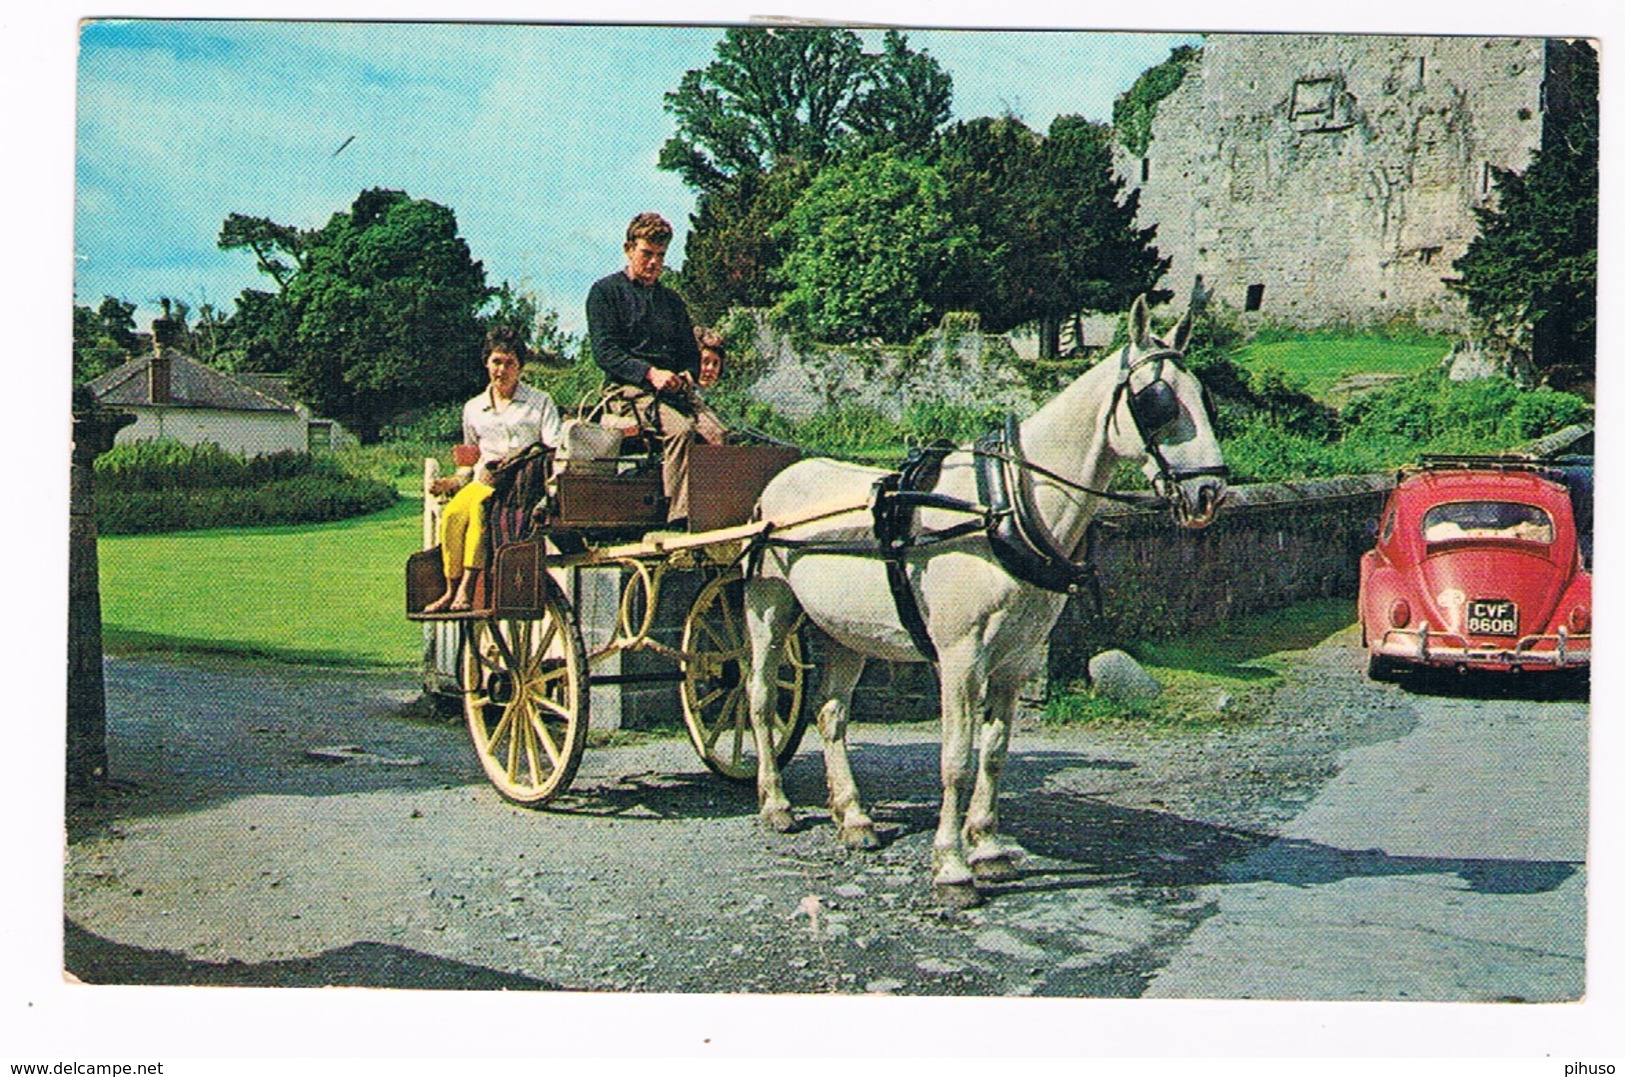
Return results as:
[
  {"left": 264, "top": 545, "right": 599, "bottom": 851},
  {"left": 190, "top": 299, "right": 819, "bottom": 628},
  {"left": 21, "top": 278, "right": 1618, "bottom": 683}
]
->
[
  {"left": 532, "top": 663, "right": 572, "bottom": 692},
  {"left": 520, "top": 713, "right": 543, "bottom": 788},
  {"left": 532, "top": 618, "right": 560, "bottom": 662},
  {"left": 718, "top": 595, "right": 740, "bottom": 646},
  {"left": 529, "top": 713, "right": 563, "bottom": 769},
  {"left": 704, "top": 686, "right": 744, "bottom": 750},
  {"left": 504, "top": 708, "right": 522, "bottom": 779},
  {"left": 484, "top": 707, "right": 516, "bottom": 753},
  {"left": 729, "top": 690, "right": 747, "bottom": 764},
  {"left": 533, "top": 694, "right": 576, "bottom": 724},
  {"left": 696, "top": 615, "right": 733, "bottom": 655}
]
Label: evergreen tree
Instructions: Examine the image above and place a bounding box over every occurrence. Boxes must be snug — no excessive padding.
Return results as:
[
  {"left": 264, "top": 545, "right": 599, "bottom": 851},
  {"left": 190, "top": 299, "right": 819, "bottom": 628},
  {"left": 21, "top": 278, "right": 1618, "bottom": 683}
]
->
[
  {"left": 934, "top": 115, "right": 1168, "bottom": 355},
  {"left": 72, "top": 296, "right": 139, "bottom": 383},
  {"left": 1452, "top": 40, "right": 1596, "bottom": 385}
]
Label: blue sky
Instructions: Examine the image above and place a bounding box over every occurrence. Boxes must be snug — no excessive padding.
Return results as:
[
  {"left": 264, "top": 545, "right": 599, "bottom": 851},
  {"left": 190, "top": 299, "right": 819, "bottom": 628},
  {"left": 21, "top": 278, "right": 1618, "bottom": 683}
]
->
[{"left": 74, "top": 20, "right": 1199, "bottom": 335}]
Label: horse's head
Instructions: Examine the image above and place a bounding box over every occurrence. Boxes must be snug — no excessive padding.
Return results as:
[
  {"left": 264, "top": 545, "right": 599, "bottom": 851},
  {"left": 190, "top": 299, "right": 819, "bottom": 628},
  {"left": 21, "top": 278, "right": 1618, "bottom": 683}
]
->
[{"left": 1107, "top": 296, "right": 1228, "bottom": 529}]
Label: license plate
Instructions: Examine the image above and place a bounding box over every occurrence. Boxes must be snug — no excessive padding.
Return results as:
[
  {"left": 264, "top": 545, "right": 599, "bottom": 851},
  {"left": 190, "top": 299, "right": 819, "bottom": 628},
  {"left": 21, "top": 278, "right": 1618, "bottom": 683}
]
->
[{"left": 1467, "top": 599, "right": 1519, "bottom": 636}]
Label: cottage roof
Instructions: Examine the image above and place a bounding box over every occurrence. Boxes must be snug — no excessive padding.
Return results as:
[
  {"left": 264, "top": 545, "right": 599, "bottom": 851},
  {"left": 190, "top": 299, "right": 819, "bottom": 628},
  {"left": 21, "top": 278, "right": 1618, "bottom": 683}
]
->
[{"left": 85, "top": 353, "right": 299, "bottom": 413}]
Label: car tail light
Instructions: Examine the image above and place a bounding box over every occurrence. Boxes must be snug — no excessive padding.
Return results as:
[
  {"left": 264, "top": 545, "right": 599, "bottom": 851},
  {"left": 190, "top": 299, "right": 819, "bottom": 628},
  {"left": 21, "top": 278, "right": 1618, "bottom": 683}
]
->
[
  {"left": 1570, "top": 606, "right": 1591, "bottom": 633},
  {"left": 1390, "top": 599, "right": 1411, "bottom": 628}
]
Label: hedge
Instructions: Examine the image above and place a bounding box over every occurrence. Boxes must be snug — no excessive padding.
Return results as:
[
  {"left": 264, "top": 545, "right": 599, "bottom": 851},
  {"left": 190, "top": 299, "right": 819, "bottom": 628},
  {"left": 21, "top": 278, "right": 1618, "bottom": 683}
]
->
[{"left": 93, "top": 440, "right": 396, "bottom": 534}]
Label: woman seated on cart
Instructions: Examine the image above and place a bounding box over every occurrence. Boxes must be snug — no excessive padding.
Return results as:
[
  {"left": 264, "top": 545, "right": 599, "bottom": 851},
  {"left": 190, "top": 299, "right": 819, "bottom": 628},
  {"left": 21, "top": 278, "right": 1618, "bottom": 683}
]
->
[{"left": 424, "top": 326, "right": 563, "bottom": 613}]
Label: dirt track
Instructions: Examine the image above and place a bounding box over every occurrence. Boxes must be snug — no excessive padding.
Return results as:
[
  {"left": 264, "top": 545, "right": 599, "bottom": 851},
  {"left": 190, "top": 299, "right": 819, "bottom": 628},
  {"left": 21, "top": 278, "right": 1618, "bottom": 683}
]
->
[{"left": 64, "top": 632, "right": 1584, "bottom": 998}]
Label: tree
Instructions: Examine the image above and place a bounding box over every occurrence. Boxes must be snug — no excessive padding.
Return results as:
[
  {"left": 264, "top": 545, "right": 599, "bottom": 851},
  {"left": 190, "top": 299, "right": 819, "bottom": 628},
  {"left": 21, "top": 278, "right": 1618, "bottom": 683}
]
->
[
  {"left": 188, "top": 302, "right": 233, "bottom": 367},
  {"left": 1451, "top": 40, "right": 1597, "bottom": 385},
  {"left": 218, "top": 188, "right": 492, "bottom": 440},
  {"left": 773, "top": 151, "right": 980, "bottom": 342},
  {"left": 218, "top": 212, "right": 306, "bottom": 289},
  {"left": 485, "top": 282, "right": 578, "bottom": 365},
  {"left": 660, "top": 27, "right": 948, "bottom": 193},
  {"left": 72, "top": 296, "right": 138, "bottom": 383},
  {"left": 661, "top": 28, "right": 953, "bottom": 320},
  {"left": 934, "top": 115, "right": 1168, "bottom": 355},
  {"left": 932, "top": 116, "right": 1045, "bottom": 328},
  {"left": 673, "top": 163, "right": 811, "bottom": 324},
  {"left": 847, "top": 30, "right": 954, "bottom": 152},
  {"left": 221, "top": 287, "right": 300, "bottom": 375},
  {"left": 1029, "top": 116, "right": 1169, "bottom": 349}
]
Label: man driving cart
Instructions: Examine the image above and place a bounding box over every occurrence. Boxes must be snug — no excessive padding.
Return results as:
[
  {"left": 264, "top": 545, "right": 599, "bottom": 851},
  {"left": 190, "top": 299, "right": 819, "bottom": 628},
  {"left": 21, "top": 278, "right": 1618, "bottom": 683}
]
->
[{"left": 586, "top": 211, "right": 725, "bottom": 527}]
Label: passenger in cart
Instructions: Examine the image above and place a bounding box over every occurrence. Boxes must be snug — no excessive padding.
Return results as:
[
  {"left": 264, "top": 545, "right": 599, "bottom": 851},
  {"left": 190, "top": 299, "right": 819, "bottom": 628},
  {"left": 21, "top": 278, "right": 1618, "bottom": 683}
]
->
[{"left": 423, "top": 326, "right": 563, "bottom": 612}]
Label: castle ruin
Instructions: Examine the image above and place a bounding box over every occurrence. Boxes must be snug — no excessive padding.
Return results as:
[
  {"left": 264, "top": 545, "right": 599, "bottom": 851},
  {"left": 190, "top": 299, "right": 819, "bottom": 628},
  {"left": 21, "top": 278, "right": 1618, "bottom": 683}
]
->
[{"left": 1116, "top": 35, "right": 1583, "bottom": 331}]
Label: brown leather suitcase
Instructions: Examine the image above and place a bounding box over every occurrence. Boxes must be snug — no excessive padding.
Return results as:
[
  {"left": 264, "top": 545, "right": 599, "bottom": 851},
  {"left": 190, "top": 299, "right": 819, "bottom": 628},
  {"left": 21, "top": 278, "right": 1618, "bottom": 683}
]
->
[{"left": 553, "top": 468, "right": 665, "bottom": 529}]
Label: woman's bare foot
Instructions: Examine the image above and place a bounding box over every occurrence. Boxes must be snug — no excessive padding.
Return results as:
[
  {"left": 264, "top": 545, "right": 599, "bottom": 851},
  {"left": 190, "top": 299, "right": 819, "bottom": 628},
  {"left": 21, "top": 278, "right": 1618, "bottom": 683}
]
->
[
  {"left": 422, "top": 583, "right": 460, "bottom": 614},
  {"left": 448, "top": 569, "right": 480, "bottom": 611}
]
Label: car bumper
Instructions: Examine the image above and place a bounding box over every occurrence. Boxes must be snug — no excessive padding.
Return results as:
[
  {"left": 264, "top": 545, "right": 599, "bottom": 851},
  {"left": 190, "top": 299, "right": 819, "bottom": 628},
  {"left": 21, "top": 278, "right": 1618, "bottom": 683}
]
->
[{"left": 1374, "top": 626, "right": 1590, "bottom": 670}]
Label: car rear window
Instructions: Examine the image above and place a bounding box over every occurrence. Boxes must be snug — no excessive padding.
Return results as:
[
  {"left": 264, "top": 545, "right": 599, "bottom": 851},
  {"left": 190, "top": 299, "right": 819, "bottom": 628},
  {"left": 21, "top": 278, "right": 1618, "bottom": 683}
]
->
[{"left": 1421, "top": 501, "right": 1554, "bottom": 545}]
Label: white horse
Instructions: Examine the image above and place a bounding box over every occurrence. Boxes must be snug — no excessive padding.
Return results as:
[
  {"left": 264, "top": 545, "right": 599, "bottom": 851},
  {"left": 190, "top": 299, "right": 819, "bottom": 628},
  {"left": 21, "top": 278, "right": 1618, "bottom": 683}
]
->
[{"left": 742, "top": 296, "right": 1228, "bottom": 906}]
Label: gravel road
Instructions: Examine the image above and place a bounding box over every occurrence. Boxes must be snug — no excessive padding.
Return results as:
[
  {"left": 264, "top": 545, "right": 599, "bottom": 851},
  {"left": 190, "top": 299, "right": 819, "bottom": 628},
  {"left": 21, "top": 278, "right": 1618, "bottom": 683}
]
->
[{"left": 64, "top": 628, "right": 1586, "bottom": 999}]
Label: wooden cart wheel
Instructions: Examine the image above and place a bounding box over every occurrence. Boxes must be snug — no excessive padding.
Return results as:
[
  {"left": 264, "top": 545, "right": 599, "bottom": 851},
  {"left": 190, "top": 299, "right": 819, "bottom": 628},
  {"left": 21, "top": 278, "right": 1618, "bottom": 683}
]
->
[
  {"left": 461, "top": 582, "right": 589, "bottom": 805},
  {"left": 681, "top": 569, "right": 811, "bottom": 782}
]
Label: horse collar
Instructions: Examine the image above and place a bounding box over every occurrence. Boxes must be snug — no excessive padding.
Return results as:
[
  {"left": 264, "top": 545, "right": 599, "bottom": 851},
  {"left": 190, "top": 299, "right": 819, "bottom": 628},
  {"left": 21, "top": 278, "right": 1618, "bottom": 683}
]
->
[{"left": 973, "top": 418, "right": 1099, "bottom": 596}]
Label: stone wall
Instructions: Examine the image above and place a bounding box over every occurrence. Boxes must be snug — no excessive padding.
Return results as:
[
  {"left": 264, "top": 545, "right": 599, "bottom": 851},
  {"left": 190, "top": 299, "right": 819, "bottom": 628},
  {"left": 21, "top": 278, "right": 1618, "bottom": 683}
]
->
[
  {"left": 1117, "top": 34, "right": 1557, "bottom": 331},
  {"left": 1047, "top": 474, "right": 1393, "bottom": 686},
  {"left": 733, "top": 311, "right": 1038, "bottom": 422}
]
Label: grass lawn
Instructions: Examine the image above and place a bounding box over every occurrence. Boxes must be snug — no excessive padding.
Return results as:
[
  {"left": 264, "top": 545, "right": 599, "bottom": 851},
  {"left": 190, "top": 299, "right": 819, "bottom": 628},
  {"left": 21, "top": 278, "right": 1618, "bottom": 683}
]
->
[
  {"left": 1234, "top": 335, "right": 1452, "bottom": 401},
  {"left": 1047, "top": 598, "right": 1357, "bottom": 728},
  {"left": 99, "top": 498, "right": 424, "bottom": 668}
]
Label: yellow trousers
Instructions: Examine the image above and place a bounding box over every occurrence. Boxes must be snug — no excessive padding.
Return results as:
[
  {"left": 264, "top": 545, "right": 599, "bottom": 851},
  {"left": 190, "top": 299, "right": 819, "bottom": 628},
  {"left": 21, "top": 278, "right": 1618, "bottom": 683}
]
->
[{"left": 440, "top": 480, "right": 494, "bottom": 578}]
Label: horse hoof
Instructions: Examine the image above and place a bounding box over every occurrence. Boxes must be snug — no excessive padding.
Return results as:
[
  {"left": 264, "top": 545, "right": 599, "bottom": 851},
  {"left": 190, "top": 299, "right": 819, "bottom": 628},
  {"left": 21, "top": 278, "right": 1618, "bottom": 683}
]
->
[
  {"left": 970, "top": 856, "right": 1021, "bottom": 882},
  {"left": 839, "top": 825, "right": 881, "bottom": 851},
  {"left": 760, "top": 808, "right": 797, "bottom": 834},
  {"left": 933, "top": 882, "right": 984, "bottom": 910}
]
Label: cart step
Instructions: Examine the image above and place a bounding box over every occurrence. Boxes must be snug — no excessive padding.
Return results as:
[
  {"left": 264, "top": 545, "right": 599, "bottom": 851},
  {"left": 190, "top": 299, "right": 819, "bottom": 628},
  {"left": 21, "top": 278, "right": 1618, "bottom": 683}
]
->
[{"left": 406, "top": 607, "right": 495, "bottom": 623}]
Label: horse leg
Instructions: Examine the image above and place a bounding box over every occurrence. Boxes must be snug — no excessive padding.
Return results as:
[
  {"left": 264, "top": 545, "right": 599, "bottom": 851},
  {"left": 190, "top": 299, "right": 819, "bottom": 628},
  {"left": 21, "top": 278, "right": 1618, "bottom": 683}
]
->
[
  {"left": 931, "top": 644, "right": 985, "bottom": 908},
  {"left": 811, "top": 645, "right": 878, "bottom": 849},
  {"left": 964, "top": 678, "right": 1022, "bottom": 882},
  {"left": 744, "top": 577, "right": 800, "bottom": 833}
]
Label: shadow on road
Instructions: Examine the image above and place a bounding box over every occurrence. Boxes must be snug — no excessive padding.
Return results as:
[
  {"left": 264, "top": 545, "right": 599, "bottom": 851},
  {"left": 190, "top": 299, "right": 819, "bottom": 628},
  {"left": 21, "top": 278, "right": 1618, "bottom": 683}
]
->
[
  {"left": 546, "top": 767, "right": 759, "bottom": 820},
  {"left": 1382, "top": 666, "right": 1590, "bottom": 702},
  {"left": 1220, "top": 838, "right": 1578, "bottom": 894},
  {"left": 760, "top": 740, "right": 1581, "bottom": 902},
  {"left": 64, "top": 918, "right": 556, "bottom": 989}
]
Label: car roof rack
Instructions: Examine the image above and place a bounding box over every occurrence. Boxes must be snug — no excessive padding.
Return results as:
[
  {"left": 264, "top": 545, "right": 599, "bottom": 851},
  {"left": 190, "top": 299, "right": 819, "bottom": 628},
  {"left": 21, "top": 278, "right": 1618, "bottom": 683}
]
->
[
  {"left": 1419, "top": 452, "right": 1543, "bottom": 468},
  {"left": 1400, "top": 454, "right": 1564, "bottom": 483}
]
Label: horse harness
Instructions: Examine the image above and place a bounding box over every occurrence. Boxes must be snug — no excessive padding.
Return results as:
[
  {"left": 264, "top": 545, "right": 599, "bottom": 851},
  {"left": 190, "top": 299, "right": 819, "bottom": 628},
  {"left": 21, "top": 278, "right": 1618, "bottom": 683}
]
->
[
  {"left": 1111, "top": 347, "right": 1229, "bottom": 494},
  {"left": 752, "top": 418, "right": 1118, "bottom": 663},
  {"left": 749, "top": 352, "right": 1225, "bottom": 663}
]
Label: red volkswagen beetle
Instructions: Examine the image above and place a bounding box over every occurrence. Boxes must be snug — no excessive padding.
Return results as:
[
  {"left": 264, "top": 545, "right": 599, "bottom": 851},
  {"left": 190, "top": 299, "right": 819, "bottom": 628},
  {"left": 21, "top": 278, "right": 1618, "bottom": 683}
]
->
[{"left": 1359, "top": 459, "right": 1591, "bottom": 679}]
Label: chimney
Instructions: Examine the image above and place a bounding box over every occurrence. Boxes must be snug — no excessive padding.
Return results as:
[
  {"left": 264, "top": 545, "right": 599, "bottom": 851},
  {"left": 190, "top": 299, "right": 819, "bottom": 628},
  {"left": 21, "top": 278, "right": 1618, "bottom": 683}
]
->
[{"left": 149, "top": 315, "right": 178, "bottom": 404}]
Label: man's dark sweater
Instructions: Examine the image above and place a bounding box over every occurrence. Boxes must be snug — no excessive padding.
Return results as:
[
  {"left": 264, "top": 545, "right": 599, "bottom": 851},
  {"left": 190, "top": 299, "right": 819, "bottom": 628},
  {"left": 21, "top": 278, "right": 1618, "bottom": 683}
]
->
[{"left": 586, "top": 271, "right": 701, "bottom": 387}]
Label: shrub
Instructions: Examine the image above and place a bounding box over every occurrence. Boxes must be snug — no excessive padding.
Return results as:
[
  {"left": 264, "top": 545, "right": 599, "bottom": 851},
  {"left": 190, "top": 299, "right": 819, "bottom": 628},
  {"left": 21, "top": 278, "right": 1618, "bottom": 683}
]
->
[
  {"left": 94, "top": 439, "right": 396, "bottom": 533},
  {"left": 378, "top": 402, "right": 464, "bottom": 444},
  {"left": 96, "top": 440, "right": 251, "bottom": 492},
  {"left": 1223, "top": 370, "right": 1593, "bottom": 483}
]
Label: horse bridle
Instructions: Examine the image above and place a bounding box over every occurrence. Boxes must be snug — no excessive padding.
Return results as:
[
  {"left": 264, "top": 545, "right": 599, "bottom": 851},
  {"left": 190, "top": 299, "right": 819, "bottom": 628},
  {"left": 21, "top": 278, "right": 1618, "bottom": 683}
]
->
[{"left": 1111, "top": 346, "right": 1229, "bottom": 492}]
